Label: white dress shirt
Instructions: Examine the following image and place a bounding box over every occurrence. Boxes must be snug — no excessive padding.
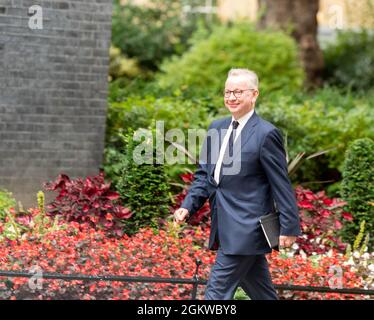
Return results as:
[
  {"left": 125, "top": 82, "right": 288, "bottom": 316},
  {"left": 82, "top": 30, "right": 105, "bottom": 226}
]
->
[{"left": 213, "top": 109, "right": 255, "bottom": 184}]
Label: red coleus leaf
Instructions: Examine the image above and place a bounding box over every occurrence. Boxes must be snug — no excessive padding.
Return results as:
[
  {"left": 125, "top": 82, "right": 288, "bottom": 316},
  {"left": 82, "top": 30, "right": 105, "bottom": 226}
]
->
[
  {"left": 103, "top": 220, "right": 113, "bottom": 228},
  {"left": 334, "top": 220, "right": 343, "bottom": 230},
  {"left": 83, "top": 186, "right": 98, "bottom": 198},
  {"left": 113, "top": 207, "right": 132, "bottom": 219},
  {"left": 44, "top": 173, "right": 71, "bottom": 191},
  {"left": 323, "top": 198, "right": 333, "bottom": 206},
  {"left": 321, "top": 209, "right": 331, "bottom": 218},
  {"left": 342, "top": 212, "right": 353, "bottom": 221},
  {"left": 102, "top": 203, "right": 113, "bottom": 209},
  {"left": 99, "top": 182, "right": 111, "bottom": 193},
  {"left": 298, "top": 200, "right": 314, "bottom": 209},
  {"left": 329, "top": 198, "right": 347, "bottom": 208},
  {"left": 180, "top": 173, "right": 193, "bottom": 183},
  {"left": 104, "top": 191, "right": 120, "bottom": 201},
  {"left": 304, "top": 191, "right": 317, "bottom": 201}
]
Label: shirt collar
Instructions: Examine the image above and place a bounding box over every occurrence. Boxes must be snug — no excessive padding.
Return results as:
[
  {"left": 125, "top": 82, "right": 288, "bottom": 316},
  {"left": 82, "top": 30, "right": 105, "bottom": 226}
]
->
[{"left": 231, "top": 109, "right": 255, "bottom": 127}]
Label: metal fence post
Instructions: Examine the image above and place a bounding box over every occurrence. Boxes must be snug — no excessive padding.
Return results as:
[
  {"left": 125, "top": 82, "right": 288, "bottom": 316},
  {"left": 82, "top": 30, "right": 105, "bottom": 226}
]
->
[{"left": 191, "top": 258, "right": 202, "bottom": 300}]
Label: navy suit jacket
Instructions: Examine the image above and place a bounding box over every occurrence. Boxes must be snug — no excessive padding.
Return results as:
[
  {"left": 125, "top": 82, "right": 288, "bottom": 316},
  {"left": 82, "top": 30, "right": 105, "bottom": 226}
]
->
[{"left": 181, "top": 111, "right": 301, "bottom": 255}]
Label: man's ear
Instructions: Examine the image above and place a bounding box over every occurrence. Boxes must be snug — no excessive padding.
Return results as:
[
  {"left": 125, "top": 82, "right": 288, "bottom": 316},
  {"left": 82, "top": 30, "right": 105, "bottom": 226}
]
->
[{"left": 252, "top": 90, "right": 259, "bottom": 103}]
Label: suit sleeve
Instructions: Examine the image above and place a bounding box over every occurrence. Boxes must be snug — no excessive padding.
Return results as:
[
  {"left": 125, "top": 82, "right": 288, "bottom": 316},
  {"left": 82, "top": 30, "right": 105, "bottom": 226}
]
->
[
  {"left": 259, "top": 128, "right": 301, "bottom": 236},
  {"left": 181, "top": 129, "right": 211, "bottom": 216}
]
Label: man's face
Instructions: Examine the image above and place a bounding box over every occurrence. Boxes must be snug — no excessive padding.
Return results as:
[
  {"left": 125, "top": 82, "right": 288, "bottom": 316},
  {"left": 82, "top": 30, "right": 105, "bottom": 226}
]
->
[{"left": 224, "top": 76, "right": 259, "bottom": 119}]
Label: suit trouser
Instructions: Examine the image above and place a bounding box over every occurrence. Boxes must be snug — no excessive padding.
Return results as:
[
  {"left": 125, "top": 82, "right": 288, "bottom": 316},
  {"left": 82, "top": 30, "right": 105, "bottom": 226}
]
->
[{"left": 204, "top": 246, "right": 278, "bottom": 300}]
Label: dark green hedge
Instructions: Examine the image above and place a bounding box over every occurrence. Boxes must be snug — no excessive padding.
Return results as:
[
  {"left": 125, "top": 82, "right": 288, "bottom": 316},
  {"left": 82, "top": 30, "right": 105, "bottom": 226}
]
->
[{"left": 340, "top": 138, "right": 374, "bottom": 249}]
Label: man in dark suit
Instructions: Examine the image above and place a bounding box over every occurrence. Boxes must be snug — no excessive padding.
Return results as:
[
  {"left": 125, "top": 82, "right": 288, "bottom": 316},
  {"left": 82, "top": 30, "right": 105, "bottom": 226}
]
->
[{"left": 174, "top": 68, "right": 301, "bottom": 300}]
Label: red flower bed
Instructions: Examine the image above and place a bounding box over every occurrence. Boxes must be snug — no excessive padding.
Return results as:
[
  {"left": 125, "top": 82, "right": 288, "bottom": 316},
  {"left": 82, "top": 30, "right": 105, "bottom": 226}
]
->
[
  {"left": 0, "top": 222, "right": 216, "bottom": 300},
  {"left": 0, "top": 172, "right": 367, "bottom": 300},
  {"left": 0, "top": 220, "right": 369, "bottom": 300},
  {"left": 268, "top": 250, "right": 368, "bottom": 300}
]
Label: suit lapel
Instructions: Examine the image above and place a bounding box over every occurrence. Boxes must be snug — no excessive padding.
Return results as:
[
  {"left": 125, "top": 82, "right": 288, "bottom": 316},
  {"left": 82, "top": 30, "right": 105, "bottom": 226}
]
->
[
  {"left": 218, "top": 118, "right": 232, "bottom": 150},
  {"left": 209, "top": 117, "right": 231, "bottom": 177},
  {"left": 218, "top": 111, "right": 259, "bottom": 185},
  {"left": 232, "top": 111, "right": 259, "bottom": 161}
]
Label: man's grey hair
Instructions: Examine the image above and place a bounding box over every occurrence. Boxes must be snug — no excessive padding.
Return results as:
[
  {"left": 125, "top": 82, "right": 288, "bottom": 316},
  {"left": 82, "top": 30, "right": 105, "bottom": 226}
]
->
[{"left": 227, "top": 68, "right": 259, "bottom": 89}]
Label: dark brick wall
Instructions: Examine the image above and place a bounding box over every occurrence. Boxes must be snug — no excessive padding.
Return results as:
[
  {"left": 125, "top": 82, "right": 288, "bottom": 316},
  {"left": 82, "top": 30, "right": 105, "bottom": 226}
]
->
[{"left": 0, "top": 0, "right": 112, "bottom": 207}]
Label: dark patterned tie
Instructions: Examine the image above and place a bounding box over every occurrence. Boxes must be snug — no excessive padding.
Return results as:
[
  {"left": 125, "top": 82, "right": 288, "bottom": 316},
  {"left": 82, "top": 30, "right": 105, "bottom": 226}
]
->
[{"left": 220, "top": 120, "right": 240, "bottom": 179}]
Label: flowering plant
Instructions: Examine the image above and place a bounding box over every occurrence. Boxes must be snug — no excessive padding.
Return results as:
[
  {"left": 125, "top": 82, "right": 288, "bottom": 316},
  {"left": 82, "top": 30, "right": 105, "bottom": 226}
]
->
[
  {"left": 0, "top": 172, "right": 370, "bottom": 300},
  {"left": 0, "top": 220, "right": 371, "bottom": 300},
  {"left": 268, "top": 249, "right": 372, "bottom": 300},
  {"left": 0, "top": 222, "right": 216, "bottom": 300}
]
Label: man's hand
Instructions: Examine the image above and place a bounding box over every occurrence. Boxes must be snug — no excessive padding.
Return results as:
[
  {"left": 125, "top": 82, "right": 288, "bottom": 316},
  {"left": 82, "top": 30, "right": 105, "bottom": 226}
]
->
[
  {"left": 279, "top": 235, "right": 297, "bottom": 248},
  {"left": 174, "top": 208, "right": 189, "bottom": 224}
]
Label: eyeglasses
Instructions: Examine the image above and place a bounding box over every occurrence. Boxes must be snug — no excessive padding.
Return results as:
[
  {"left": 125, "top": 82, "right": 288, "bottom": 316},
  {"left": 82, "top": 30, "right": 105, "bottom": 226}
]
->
[{"left": 223, "top": 89, "right": 255, "bottom": 98}]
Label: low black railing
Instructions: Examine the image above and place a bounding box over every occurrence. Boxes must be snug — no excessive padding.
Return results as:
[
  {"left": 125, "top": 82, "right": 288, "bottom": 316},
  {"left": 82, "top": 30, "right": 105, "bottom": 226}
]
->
[{"left": 0, "top": 259, "right": 373, "bottom": 299}]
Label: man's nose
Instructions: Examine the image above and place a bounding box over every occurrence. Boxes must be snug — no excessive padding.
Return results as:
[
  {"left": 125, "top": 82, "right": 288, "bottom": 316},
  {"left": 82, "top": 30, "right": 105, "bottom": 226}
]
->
[{"left": 228, "top": 92, "right": 237, "bottom": 100}]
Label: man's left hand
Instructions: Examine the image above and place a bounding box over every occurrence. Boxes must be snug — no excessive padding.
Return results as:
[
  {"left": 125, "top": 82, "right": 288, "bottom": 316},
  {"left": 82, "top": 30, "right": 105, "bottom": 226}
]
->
[{"left": 279, "top": 235, "right": 297, "bottom": 248}]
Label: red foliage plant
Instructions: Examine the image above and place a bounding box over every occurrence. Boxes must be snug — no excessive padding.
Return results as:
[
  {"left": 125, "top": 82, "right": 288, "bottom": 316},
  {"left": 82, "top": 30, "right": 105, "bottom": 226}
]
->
[
  {"left": 43, "top": 172, "right": 132, "bottom": 237},
  {"left": 295, "top": 186, "right": 352, "bottom": 255}
]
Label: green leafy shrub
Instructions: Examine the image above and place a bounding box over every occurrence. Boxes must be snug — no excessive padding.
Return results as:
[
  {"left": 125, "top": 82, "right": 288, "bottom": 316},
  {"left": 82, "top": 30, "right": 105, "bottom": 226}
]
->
[
  {"left": 102, "top": 146, "right": 128, "bottom": 188},
  {"left": 340, "top": 138, "right": 374, "bottom": 249},
  {"left": 0, "top": 189, "right": 16, "bottom": 221},
  {"left": 256, "top": 87, "right": 374, "bottom": 189},
  {"left": 114, "top": 132, "right": 171, "bottom": 235},
  {"left": 105, "top": 87, "right": 374, "bottom": 191},
  {"left": 323, "top": 30, "right": 374, "bottom": 91},
  {"left": 112, "top": 0, "right": 219, "bottom": 71},
  {"left": 108, "top": 45, "right": 158, "bottom": 99},
  {"left": 106, "top": 95, "right": 214, "bottom": 148},
  {"left": 105, "top": 97, "right": 213, "bottom": 164},
  {"left": 108, "top": 46, "right": 143, "bottom": 81},
  {"left": 108, "top": 75, "right": 159, "bottom": 101},
  {"left": 104, "top": 95, "right": 215, "bottom": 185},
  {"left": 157, "top": 22, "right": 304, "bottom": 100}
]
